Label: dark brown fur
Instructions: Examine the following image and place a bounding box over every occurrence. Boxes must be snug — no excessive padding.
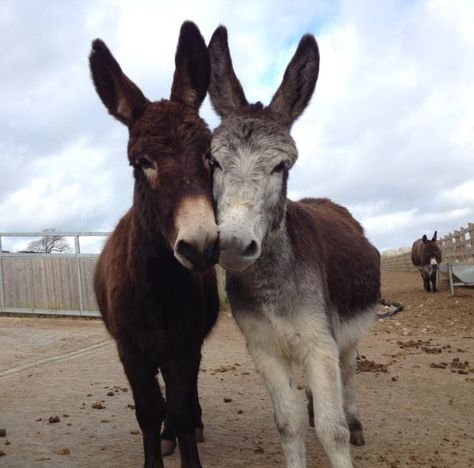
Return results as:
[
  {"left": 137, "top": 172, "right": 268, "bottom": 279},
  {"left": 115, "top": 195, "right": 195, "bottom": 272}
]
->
[
  {"left": 411, "top": 231, "right": 441, "bottom": 292},
  {"left": 288, "top": 198, "right": 380, "bottom": 317},
  {"left": 91, "top": 22, "right": 218, "bottom": 468}
]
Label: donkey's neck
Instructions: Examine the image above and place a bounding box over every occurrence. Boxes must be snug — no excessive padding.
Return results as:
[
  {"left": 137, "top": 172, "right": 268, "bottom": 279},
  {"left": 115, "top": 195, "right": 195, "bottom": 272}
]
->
[
  {"left": 242, "top": 222, "right": 294, "bottom": 283},
  {"left": 225, "top": 221, "right": 303, "bottom": 314}
]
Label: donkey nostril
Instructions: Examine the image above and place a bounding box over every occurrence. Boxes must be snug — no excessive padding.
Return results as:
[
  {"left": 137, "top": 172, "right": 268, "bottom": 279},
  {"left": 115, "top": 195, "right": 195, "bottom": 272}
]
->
[
  {"left": 243, "top": 240, "right": 258, "bottom": 257},
  {"left": 176, "top": 240, "right": 195, "bottom": 259}
]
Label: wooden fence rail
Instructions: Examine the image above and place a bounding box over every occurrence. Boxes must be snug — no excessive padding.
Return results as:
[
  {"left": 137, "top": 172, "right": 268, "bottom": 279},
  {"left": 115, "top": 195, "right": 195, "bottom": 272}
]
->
[
  {"left": 382, "top": 222, "right": 474, "bottom": 272},
  {"left": 0, "top": 232, "right": 227, "bottom": 317}
]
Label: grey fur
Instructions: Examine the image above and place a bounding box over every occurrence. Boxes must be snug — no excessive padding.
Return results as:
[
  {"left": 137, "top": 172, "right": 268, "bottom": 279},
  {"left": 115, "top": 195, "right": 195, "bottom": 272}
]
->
[{"left": 209, "top": 27, "right": 376, "bottom": 468}]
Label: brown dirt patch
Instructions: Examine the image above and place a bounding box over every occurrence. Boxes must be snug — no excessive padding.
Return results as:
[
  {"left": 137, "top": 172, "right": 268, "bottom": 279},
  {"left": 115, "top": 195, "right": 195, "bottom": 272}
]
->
[{"left": 0, "top": 271, "right": 473, "bottom": 467}]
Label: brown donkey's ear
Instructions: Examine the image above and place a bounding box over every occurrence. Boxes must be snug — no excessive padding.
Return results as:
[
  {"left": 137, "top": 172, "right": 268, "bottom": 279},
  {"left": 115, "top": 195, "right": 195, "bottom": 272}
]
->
[
  {"left": 422, "top": 234, "right": 428, "bottom": 243},
  {"left": 269, "top": 35, "right": 319, "bottom": 128},
  {"left": 432, "top": 231, "right": 438, "bottom": 242},
  {"left": 89, "top": 39, "right": 149, "bottom": 126},
  {"left": 208, "top": 26, "right": 248, "bottom": 118},
  {"left": 170, "top": 21, "right": 210, "bottom": 110}
]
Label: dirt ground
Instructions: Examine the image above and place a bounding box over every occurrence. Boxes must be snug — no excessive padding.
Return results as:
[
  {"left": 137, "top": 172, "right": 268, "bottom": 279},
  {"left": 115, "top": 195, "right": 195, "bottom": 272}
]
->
[{"left": 0, "top": 271, "right": 473, "bottom": 467}]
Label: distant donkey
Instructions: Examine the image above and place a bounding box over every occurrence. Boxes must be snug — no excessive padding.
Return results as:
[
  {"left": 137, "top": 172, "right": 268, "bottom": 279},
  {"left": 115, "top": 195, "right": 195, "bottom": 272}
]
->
[
  {"left": 411, "top": 231, "right": 442, "bottom": 292},
  {"left": 90, "top": 22, "right": 219, "bottom": 468},
  {"left": 208, "top": 27, "right": 380, "bottom": 468}
]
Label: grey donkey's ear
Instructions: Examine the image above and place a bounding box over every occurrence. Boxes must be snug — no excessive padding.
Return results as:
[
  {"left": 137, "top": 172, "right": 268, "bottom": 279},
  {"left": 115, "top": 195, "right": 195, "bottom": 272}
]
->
[
  {"left": 170, "top": 21, "right": 210, "bottom": 109},
  {"left": 89, "top": 39, "right": 149, "bottom": 127},
  {"left": 208, "top": 26, "right": 248, "bottom": 118},
  {"left": 269, "top": 35, "right": 319, "bottom": 127}
]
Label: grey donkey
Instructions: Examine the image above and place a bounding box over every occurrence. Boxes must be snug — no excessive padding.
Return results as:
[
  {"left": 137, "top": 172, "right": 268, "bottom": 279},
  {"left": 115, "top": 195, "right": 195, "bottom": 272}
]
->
[{"left": 207, "top": 26, "right": 381, "bottom": 468}]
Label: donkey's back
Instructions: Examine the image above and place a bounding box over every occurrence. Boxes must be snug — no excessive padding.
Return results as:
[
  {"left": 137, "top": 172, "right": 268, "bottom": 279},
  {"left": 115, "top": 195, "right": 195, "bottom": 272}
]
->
[
  {"left": 411, "top": 238, "right": 427, "bottom": 267},
  {"left": 288, "top": 198, "right": 380, "bottom": 318}
]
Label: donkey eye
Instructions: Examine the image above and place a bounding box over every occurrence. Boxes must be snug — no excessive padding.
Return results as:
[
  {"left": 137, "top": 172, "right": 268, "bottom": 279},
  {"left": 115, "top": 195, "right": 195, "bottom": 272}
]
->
[
  {"left": 205, "top": 152, "right": 221, "bottom": 170},
  {"left": 271, "top": 161, "right": 286, "bottom": 174},
  {"left": 136, "top": 157, "right": 154, "bottom": 170}
]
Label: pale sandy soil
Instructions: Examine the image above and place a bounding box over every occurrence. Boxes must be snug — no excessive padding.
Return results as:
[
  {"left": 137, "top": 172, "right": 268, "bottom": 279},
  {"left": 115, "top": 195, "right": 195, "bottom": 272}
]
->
[{"left": 0, "top": 271, "right": 473, "bottom": 467}]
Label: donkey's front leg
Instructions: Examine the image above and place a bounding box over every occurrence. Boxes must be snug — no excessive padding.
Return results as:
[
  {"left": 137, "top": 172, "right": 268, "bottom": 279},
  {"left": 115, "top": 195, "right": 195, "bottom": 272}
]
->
[
  {"left": 160, "top": 362, "right": 205, "bottom": 457},
  {"left": 250, "top": 346, "right": 307, "bottom": 467},
  {"left": 161, "top": 354, "right": 202, "bottom": 468},
  {"left": 422, "top": 271, "right": 431, "bottom": 292},
  {"left": 243, "top": 333, "right": 306, "bottom": 468},
  {"left": 119, "top": 346, "right": 165, "bottom": 468},
  {"left": 305, "top": 340, "right": 353, "bottom": 468},
  {"left": 430, "top": 270, "right": 438, "bottom": 293}
]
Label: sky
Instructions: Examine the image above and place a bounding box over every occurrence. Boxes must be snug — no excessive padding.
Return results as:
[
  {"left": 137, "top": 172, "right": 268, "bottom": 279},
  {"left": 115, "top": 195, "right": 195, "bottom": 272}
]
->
[{"left": 0, "top": 0, "right": 473, "bottom": 253}]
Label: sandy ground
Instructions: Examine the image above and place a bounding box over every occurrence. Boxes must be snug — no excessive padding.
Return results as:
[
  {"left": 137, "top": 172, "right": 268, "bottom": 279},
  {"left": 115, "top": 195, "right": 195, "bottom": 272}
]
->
[{"left": 0, "top": 271, "right": 473, "bottom": 467}]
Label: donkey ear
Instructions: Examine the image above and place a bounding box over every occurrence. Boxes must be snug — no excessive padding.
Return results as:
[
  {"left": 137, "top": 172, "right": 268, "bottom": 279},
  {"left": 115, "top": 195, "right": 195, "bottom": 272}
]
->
[
  {"left": 170, "top": 21, "right": 210, "bottom": 110},
  {"left": 432, "top": 231, "right": 437, "bottom": 242},
  {"left": 422, "top": 235, "right": 428, "bottom": 243},
  {"left": 89, "top": 39, "right": 149, "bottom": 126},
  {"left": 208, "top": 26, "right": 248, "bottom": 118},
  {"left": 268, "top": 35, "right": 319, "bottom": 128}
]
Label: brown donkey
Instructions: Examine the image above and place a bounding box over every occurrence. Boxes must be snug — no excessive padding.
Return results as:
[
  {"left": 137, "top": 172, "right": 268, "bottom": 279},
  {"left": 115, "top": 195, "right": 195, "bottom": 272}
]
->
[
  {"left": 90, "top": 22, "right": 219, "bottom": 468},
  {"left": 411, "top": 231, "right": 442, "bottom": 292}
]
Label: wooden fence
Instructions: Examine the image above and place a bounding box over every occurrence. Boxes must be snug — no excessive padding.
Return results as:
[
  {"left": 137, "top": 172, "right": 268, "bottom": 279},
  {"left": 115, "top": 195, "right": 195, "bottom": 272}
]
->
[
  {"left": 438, "top": 223, "right": 474, "bottom": 263},
  {"left": 382, "top": 222, "right": 474, "bottom": 272},
  {"left": 381, "top": 251, "right": 417, "bottom": 272},
  {"left": 0, "top": 254, "right": 99, "bottom": 316},
  {"left": 0, "top": 232, "right": 108, "bottom": 317},
  {"left": 0, "top": 232, "right": 227, "bottom": 317}
]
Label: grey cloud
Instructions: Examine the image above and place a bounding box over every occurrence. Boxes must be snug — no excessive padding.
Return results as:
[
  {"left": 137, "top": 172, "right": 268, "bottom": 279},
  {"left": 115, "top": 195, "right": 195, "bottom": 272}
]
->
[{"left": 1, "top": 0, "right": 472, "bottom": 255}]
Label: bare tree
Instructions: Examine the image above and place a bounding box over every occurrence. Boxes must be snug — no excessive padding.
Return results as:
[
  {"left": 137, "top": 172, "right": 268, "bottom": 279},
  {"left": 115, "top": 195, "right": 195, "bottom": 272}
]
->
[{"left": 26, "top": 229, "right": 72, "bottom": 254}]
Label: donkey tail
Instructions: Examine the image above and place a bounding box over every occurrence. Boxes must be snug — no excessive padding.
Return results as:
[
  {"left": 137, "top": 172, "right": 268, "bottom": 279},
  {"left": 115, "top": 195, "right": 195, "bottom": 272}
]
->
[{"left": 377, "top": 299, "right": 404, "bottom": 319}]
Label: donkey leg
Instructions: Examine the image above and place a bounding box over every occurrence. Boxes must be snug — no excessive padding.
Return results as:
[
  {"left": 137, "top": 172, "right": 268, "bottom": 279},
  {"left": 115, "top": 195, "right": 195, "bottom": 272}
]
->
[
  {"left": 422, "top": 271, "right": 431, "bottom": 292},
  {"left": 160, "top": 374, "right": 177, "bottom": 457},
  {"left": 119, "top": 346, "right": 165, "bottom": 468},
  {"left": 160, "top": 363, "right": 204, "bottom": 456},
  {"left": 161, "top": 354, "right": 202, "bottom": 468},
  {"left": 306, "top": 340, "right": 353, "bottom": 468},
  {"left": 339, "top": 346, "right": 364, "bottom": 446},
  {"left": 247, "top": 343, "right": 307, "bottom": 468},
  {"left": 192, "top": 378, "right": 205, "bottom": 443},
  {"left": 430, "top": 271, "right": 438, "bottom": 293}
]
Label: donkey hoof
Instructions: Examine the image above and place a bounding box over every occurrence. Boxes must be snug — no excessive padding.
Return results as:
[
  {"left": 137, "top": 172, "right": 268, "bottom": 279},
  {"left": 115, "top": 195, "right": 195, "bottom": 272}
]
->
[
  {"left": 350, "top": 429, "right": 365, "bottom": 446},
  {"left": 161, "top": 439, "right": 176, "bottom": 457},
  {"left": 195, "top": 427, "right": 205, "bottom": 443}
]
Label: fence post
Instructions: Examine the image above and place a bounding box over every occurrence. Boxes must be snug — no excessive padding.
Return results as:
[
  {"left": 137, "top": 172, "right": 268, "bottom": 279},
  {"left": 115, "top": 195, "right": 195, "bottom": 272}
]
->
[
  {"left": 448, "top": 263, "right": 454, "bottom": 295},
  {"left": 75, "top": 235, "right": 85, "bottom": 316},
  {"left": 0, "top": 235, "right": 5, "bottom": 312}
]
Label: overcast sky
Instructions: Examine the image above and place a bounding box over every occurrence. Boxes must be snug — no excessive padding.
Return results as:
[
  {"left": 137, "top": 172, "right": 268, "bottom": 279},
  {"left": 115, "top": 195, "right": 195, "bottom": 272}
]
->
[{"left": 1, "top": 0, "right": 473, "bottom": 253}]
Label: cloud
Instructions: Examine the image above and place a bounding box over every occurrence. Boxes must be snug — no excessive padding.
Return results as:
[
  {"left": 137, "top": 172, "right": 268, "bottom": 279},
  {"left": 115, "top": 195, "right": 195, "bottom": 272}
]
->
[
  {"left": 0, "top": 0, "right": 473, "bottom": 254},
  {"left": 286, "top": 0, "right": 474, "bottom": 249}
]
